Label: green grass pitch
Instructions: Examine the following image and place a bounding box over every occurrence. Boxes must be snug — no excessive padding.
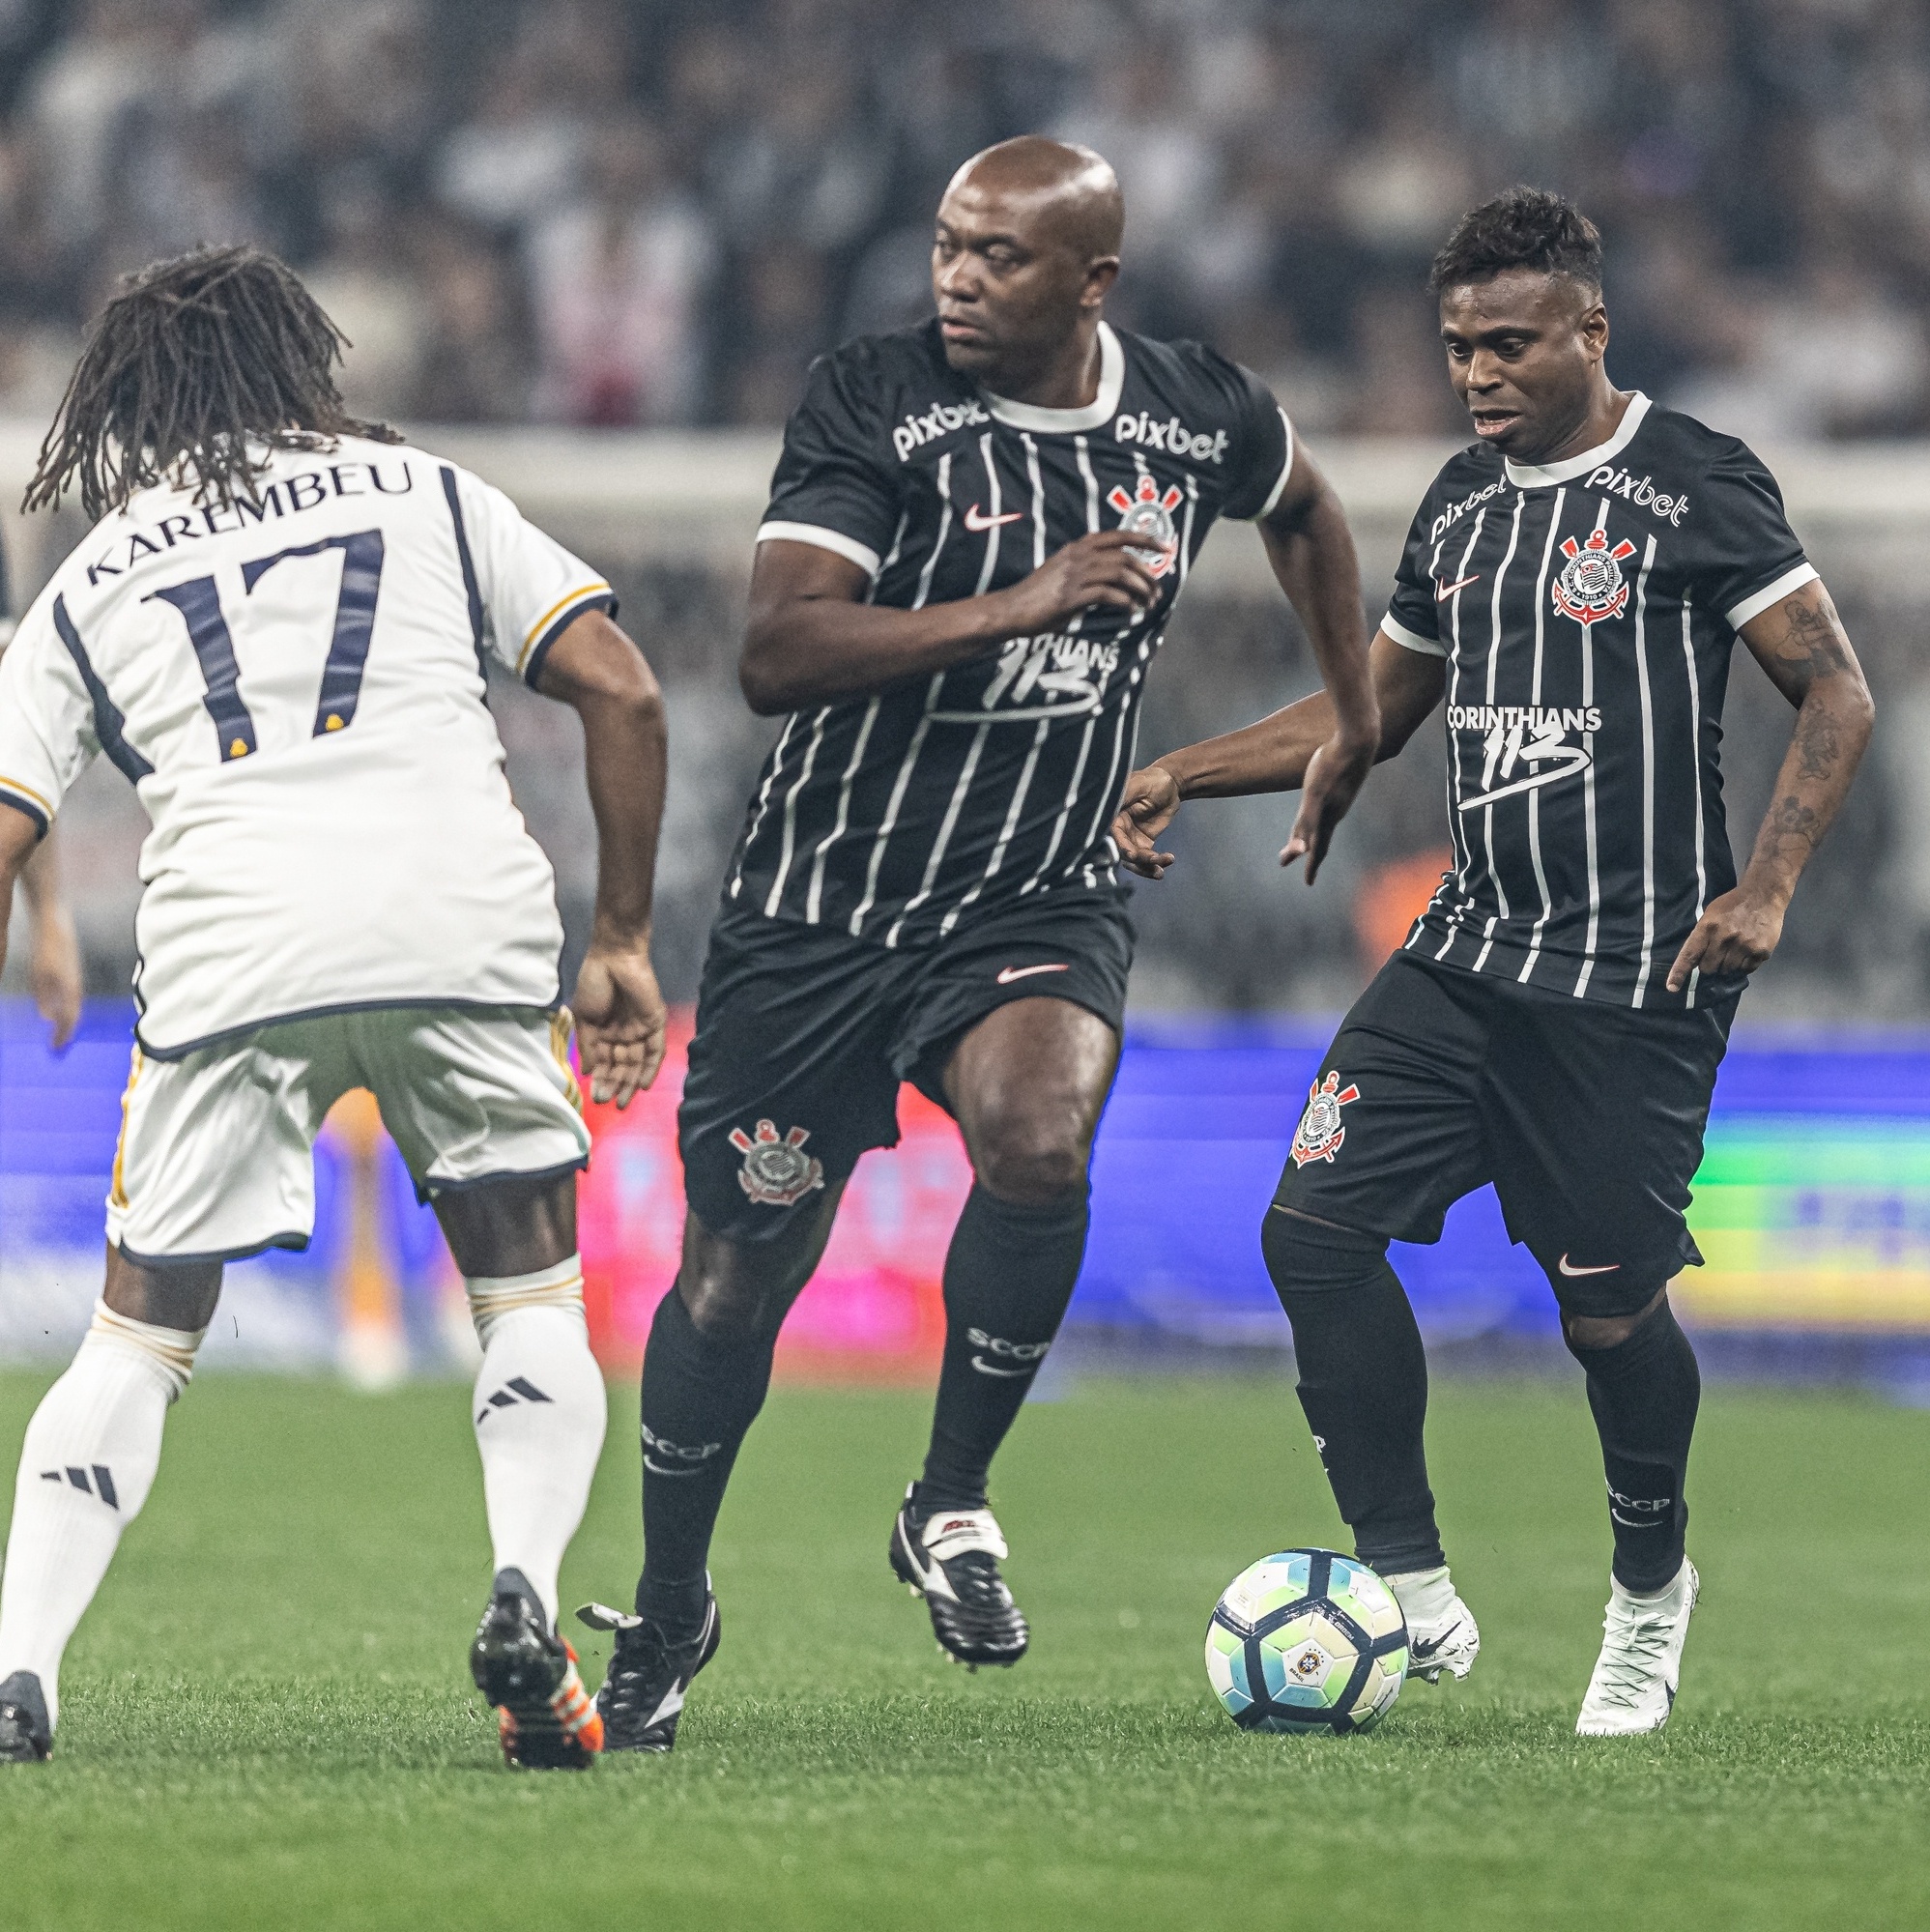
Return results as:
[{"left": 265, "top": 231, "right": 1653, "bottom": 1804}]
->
[{"left": 1, "top": 1367, "right": 1925, "bottom": 1930}]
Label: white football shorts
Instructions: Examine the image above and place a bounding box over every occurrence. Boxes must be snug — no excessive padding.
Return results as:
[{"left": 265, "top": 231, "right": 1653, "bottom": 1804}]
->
[{"left": 104, "top": 1005, "right": 591, "bottom": 1263}]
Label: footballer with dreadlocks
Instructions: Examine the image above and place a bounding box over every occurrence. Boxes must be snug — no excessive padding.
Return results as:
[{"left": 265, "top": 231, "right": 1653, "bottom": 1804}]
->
[
  {"left": 582, "top": 136, "right": 1379, "bottom": 1749},
  {"left": 0, "top": 245, "right": 670, "bottom": 1769},
  {"left": 0, "top": 527, "right": 81, "bottom": 1051},
  {"left": 1114, "top": 187, "right": 1874, "bottom": 1734}
]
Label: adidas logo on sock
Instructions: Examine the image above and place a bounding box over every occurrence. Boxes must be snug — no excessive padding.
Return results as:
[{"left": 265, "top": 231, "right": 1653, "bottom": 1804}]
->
[
  {"left": 41, "top": 1465, "right": 118, "bottom": 1509},
  {"left": 475, "top": 1377, "right": 552, "bottom": 1426}
]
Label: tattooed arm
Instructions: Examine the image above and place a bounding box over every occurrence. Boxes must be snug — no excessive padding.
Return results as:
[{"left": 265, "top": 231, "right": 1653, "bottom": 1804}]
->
[{"left": 1667, "top": 578, "right": 1874, "bottom": 992}]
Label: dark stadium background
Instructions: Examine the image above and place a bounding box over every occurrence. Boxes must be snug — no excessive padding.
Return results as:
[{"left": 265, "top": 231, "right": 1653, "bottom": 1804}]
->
[{"left": 0, "top": 0, "right": 1927, "bottom": 1383}]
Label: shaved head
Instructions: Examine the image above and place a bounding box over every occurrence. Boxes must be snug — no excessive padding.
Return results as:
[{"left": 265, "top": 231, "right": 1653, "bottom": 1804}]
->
[
  {"left": 945, "top": 137, "right": 1125, "bottom": 262},
  {"left": 931, "top": 137, "right": 1124, "bottom": 401}
]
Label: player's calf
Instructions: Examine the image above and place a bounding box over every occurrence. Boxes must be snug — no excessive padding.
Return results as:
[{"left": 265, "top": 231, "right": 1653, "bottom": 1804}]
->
[
  {"left": 1562, "top": 1292, "right": 1699, "bottom": 1596},
  {"left": 463, "top": 1254, "right": 608, "bottom": 1638},
  {"left": 0, "top": 1298, "right": 202, "bottom": 1750}
]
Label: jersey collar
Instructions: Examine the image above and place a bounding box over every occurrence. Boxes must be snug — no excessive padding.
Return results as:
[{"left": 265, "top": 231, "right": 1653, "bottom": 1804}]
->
[
  {"left": 978, "top": 322, "right": 1124, "bottom": 433},
  {"left": 1501, "top": 391, "right": 1652, "bottom": 488}
]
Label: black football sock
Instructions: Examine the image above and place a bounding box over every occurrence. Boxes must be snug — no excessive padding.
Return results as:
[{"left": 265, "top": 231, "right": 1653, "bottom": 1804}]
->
[
  {"left": 915, "top": 1184, "right": 1089, "bottom": 1513},
  {"left": 1566, "top": 1296, "right": 1700, "bottom": 1594},
  {"left": 635, "top": 1282, "right": 775, "bottom": 1633},
  {"left": 1261, "top": 1209, "right": 1445, "bottom": 1574}
]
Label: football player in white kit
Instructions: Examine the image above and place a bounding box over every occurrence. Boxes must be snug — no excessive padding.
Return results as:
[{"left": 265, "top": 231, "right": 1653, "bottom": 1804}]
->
[
  {"left": 1, "top": 526, "right": 83, "bottom": 1049},
  {"left": 0, "top": 245, "right": 669, "bottom": 1768}
]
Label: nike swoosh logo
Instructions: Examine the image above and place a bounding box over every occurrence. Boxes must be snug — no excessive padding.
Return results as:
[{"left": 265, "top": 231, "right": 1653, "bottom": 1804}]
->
[
  {"left": 1435, "top": 574, "right": 1480, "bottom": 600},
  {"left": 1559, "top": 1254, "right": 1621, "bottom": 1277},
  {"left": 964, "top": 504, "right": 1025, "bottom": 532},
  {"left": 971, "top": 1355, "right": 1035, "bottom": 1378},
  {"left": 644, "top": 1684, "right": 686, "bottom": 1729},
  {"left": 995, "top": 963, "right": 1070, "bottom": 984}
]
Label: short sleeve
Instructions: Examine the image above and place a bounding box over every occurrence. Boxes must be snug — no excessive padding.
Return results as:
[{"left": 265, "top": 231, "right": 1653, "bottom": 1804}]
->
[
  {"left": 0, "top": 588, "right": 102, "bottom": 834},
  {"left": 756, "top": 349, "right": 905, "bottom": 577},
  {"left": 1687, "top": 444, "right": 1815, "bottom": 632},
  {"left": 1381, "top": 501, "right": 1446, "bottom": 656},
  {"left": 446, "top": 466, "right": 617, "bottom": 688},
  {"left": 1218, "top": 362, "right": 1295, "bottom": 523}
]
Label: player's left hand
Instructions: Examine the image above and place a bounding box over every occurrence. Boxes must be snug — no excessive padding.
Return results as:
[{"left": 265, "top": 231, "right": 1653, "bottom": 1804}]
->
[
  {"left": 572, "top": 939, "right": 668, "bottom": 1108},
  {"left": 1280, "top": 732, "right": 1375, "bottom": 884},
  {"left": 1665, "top": 883, "right": 1786, "bottom": 993},
  {"left": 1111, "top": 764, "right": 1181, "bottom": 879},
  {"left": 29, "top": 902, "right": 82, "bottom": 1052}
]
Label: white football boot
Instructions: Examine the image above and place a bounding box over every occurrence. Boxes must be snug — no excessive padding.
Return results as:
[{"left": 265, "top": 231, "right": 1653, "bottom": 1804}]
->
[
  {"left": 1383, "top": 1565, "right": 1481, "bottom": 1683},
  {"left": 1576, "top": 1558, "right": 1698, "bottom": 1737}
]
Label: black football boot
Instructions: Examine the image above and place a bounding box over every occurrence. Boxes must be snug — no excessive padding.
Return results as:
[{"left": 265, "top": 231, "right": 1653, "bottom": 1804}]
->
[
  {"left": 578, "top": 1592, "right": 721, "bottom": 1753},
  {"left": 0, "top": 1671, "right": 51, "bottom": 1763},
  {"left": 889, "top": 1485, "right": 1029, "bottom": 1670},
  {"left": 470, "top": 1569, "right": 602, "bottom": 1770}
]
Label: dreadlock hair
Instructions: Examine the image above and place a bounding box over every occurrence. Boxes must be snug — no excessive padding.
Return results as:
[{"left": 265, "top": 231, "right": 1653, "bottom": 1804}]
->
[
  {"left": 24, "top": 243, "right": 402, "bottom": 523},
  {"left": 1427, "top": 187, "right": 1604, "bottom": 300}
]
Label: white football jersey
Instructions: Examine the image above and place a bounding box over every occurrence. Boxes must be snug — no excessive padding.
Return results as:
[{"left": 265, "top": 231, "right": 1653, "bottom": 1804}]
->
[{"left": 0, "top": 436, "right": 615, "bottom": 1056}]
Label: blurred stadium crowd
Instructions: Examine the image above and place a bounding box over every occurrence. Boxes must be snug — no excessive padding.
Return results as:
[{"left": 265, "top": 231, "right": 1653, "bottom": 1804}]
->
[{"left": 0, "top": 0, "right": 1926, "bottom": 437}]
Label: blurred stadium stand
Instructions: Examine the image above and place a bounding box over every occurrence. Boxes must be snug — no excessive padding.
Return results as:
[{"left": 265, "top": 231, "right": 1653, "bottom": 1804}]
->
[
  {"left": 5, "top": 0, "right": 1930, "bottom": 1380},
  {"left": 0, "top": 2, "right": 1927, "bottom": 439}
]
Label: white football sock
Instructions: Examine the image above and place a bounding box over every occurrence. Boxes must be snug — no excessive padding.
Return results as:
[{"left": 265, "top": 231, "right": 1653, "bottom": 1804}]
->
[
  {"left": 1382, "top": 1564, "right": 1460, "bottom": 1626},
  {"left": 0, "top": 1303, "right": 203, "bottom": 1727},
  {"left": 467, "top": 1258, "right": 606, "bottom": 1629}
]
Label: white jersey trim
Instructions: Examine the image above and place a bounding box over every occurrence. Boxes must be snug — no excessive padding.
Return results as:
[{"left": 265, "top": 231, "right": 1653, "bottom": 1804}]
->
[
  {"left": 979, "top": 323, "right": 1125, "bottom": 433},
  {"left": 1725, "top": 562, "right": 1818, "bottom": 633},
  {"left": 755, "top": 521, "right": 881, "bottom": 580},
  {"left": 1249, "top": 409, "right": 1298, "bottom": 520},
  {"left": 0, "top": 772, "right": 52, "bottom": 833},
  {"left": 514, "top": 581, "right": 615, "bottom": 681},
  {"left": 1381, "top": 614, "right": 1445, "bottom": 657},
  {"left": 1503, "top": 393, "right": 1652, "bottom": 489}
]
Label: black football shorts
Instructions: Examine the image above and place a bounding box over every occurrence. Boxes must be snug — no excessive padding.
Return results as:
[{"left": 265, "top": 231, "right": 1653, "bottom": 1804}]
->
[
  {"left": 1272, "top": 951, "right": 1741, "bottom": 1318},
  {"left": 678, "top": 889, "right": 1133, "bottom": 1244}
]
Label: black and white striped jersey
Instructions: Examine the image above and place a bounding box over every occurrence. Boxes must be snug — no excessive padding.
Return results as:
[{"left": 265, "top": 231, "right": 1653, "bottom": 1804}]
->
[
  {"left": 1382, "top": 393, "right": 1814, "bottom": 1011},
  {"left": 729, "top": 317, "right": 1293, "bottom": 945}
]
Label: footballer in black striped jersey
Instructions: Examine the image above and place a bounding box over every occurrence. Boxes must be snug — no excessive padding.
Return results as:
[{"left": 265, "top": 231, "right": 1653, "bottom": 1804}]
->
[
  {"left": 596, "top": 137, "right": 1378, "bottom": 1720},
  {"left": 1114, "top": 188, "right": 1873, "bottom": 1735}
]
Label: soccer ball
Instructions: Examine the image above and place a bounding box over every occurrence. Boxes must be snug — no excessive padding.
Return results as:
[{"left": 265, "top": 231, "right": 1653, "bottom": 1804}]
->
[{"left": 1205, "top": 1548, "right": 1408, "bottom": 1735}]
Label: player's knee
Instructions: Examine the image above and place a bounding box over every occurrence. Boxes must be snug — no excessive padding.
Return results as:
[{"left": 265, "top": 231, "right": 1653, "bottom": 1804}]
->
[
  {"left": 970, "top": 1108, "right": 1091, "bottom": 1206},
  {"left": 1260, "top": 1206, "right": 1389, "bottom": 1299},
  {"left": 677, "top": 1270, "right": 776, "bottom": 1346},
  {"left": 1562, "top": 1284, "right": 1670, "bottom": 1355}
]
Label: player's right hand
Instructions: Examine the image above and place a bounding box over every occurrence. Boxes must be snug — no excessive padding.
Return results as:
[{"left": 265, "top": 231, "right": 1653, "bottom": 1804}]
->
[
  {"left": 571, "top": 938, "right": 668, "bottom": 1108},
  {"left": 1111, "top": 764, "right": 1181, "bottom": 879},
  {"left": 999, "top": 530, "right": 1162, "bottom": 633},
  {"left": 29, "top": 901, "right": 82, "bottom": 1052},
  {"left": 1280, "top": 732, "right": 1375, "bottom": 884}
]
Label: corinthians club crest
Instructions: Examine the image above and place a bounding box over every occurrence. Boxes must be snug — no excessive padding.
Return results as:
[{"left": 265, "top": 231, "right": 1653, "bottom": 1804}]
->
[
  {"left": 1108, "top": 475, "right": 1183, "bottom": 576},
  {"left": 730, "top": 1119, "right": 825, "bottom": 1207},
  {"left": 1290, "top": 1071, "right": 1361, "bottom": 1168},
  {"left": 1552, "top": 528, "right": 1637, "bottom": 628}
]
